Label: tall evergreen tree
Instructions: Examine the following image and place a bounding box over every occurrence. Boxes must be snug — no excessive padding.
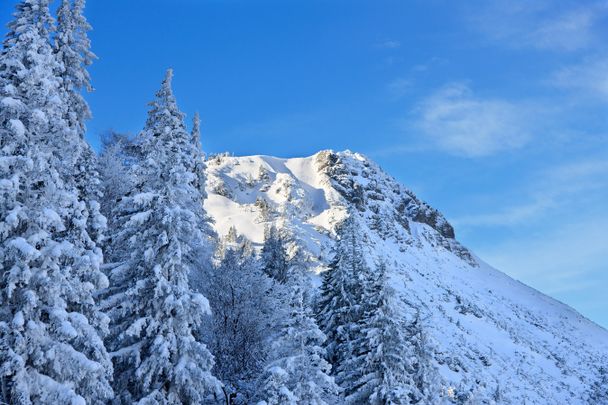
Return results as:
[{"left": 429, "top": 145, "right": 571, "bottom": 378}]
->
[
  {"left": 317, "top": 216, "right": 368, "bottom": 376},
  {"left": 54, "top": 0, "right": 105, "bottom": 246},
  {"left": 318, "top": 219, "right": 442, "bottom": 404},
  {"left": 261, "top": 225, "right": 289, "bottom": 283},
  {"left": 257, "top": 276, "right": 339, "bottom": 405},
  {"left": 0, "top": 1, "right": 113, "bottom": 403},
  {"left": 97, "top": 132, "right": 136, "bottom": 254},
  {"left": 342, "top": 261, "right": 422, "bottom": 404},
  {"left": 103, "top": 70, "right": 221, "bottom": 404},
  {"left": 257, "top": 367, "right": 298, "bottom": 405},
  {"left": 190, "top": 112, "right": 206, "bottom": 201},
  {"left": 51, "top": 0, "right": 110, "bottom": 361},
  {"left": 188, "top": 112, "right": 216, "bottom": 289},
  {"left": 408, "top": 314, "right": 443, "bottom": 404},
  {"left": 55, "top": 0, "right": 95, "bottom": 135}
]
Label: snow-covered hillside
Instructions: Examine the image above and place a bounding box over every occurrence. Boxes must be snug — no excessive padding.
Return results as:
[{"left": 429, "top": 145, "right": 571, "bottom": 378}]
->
[{"left": 204, "top": 150, "right": 608, "bottom": 404}]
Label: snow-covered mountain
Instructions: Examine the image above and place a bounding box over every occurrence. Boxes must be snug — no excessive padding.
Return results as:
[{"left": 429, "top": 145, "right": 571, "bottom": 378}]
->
[{"left": 204, "top": 150, "right": 608, "bottom": 404}]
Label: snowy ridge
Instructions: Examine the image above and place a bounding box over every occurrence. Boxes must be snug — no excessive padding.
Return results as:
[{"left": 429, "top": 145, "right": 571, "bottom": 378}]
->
[{"left": 204, "top": 150, "right": 608, "bottom": 403}]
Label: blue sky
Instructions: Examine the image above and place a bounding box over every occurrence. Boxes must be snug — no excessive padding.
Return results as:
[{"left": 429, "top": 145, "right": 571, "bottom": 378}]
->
[{"left": 2, "top": 0, "right": 607, "bottom": 328}]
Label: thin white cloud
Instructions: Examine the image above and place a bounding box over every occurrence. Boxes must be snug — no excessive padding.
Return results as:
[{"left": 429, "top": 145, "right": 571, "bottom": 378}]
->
[
  {"left": 468, "top": 0, "right": 606, "bottom": 52},
  {"left": 549, "top": 56, "right": 608, "bottom": 100},
  {"left": 454, "top": 158, "right": 608, "bottom": 227},
  {"left": 478, "top": 214, "right": 608, "bottom": 295},
  {"left": 376, "top": 39, "right": 401, "bottom": 49},
  {"left": 476, "top": 213, "right": 608, "bottom": 329},
  {"left": 527, "top": 7, "right": 597, "bottom": 51},
  {"left": 454, "top": 200, "right": 552, "bottom": 227},
  {"left": 462, "top": 158, "right": 608, "bottom": 324},
  {"left": 412, "top": 83, "right": 535, "bottom": 157},
  {"left": 545, "top": 159, "right": 608, "bottom": 184}
]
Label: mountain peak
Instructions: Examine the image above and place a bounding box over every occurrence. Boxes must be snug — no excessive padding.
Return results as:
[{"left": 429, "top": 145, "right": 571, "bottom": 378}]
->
[{"left": 204, "top": 149, "right": 608, "bottom": 403}]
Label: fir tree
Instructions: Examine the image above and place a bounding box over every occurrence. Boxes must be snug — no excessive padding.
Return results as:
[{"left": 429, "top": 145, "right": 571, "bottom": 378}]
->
[
  {"left": 257, "top": 276, "right": 339, "bottom": 405},
  {"left": 188, "top": 112, "right": 216, "bottom": 290},
  {"left": 343, "top": 261, "right": 422, "bottom": 404},
  {"left": 54, "top": 0, "right": 105, "bottom": 247},
  {"left": 261, "top": 225, "right": 289, "bottom": 283},
  {"left": 55, "top": 0, "right": 95, "bottom": 135},
  {"left": 256, "top": 367, "right": 297, "bottom": 405},
  {"left": 190, "top": 112, "right": 206, "bottom": 200},
  {"left": 103, "top": 70, "right": 221, "bottom": 404},
  {"left": 409, "top": 314, "right": 443, "bottom": 404},
  {"left": 97, "top": 132, "right": 136, "bottom": 251},
  {"left": 317, "top": 216, "right": 368, "bottom": 375},
  {"left": 0, "top": 1, "right": 112, "bottom": 403}
]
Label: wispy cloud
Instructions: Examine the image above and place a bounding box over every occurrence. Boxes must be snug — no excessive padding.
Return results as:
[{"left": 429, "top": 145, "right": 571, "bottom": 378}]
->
[
  {"left": 376, "top": 39, "right": 401, "bottom": 49},
  {"left": 411, "top": 82, "right": 538, "bottom": 157},
  {"left": 386, "top": 58, "right": 446, "bottom": 100},
  {"left": 468, "top": 0, "right": 607, "bottom": 52},
  {"left": 549, "top": 56, "right": 608, "bottom": 100},
  {"left": 454, "top": 200, "right": 552, "bottom": 227},
  {"left": 477, "top": 210, "right": 608, "bottom": 330},
  {"left": 479, "top": 214, "right": 608, "bottom": 296},
  {"left": 454, "top": 158, "right": 608, "bottom": 227}
]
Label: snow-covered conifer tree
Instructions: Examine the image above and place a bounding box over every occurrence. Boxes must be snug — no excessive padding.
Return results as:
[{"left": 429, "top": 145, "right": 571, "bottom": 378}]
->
[
  {"left": 188, "top": 112, "right": 216, "bottom": 282},
  {"left": 97, "top": 132, "right": 136, "bottom": 249},
  {"left": 342, "top": 260, "right": 422, "bottom": 404},
  {"left": 408, "top": 314, "right": 443, "bottom": 403},
  {"left": 257, "top": 276, "right": 339, "bottom": 405},
  {"left": 318, "top": 220, "right": 442, "bottom": 404},
  {"left": 55, "top": 0, "right": 95, "bottom": 136},
  {"left": 0, "top": 1, "right": 112, "bottom": 403},
  {"left": 261, "top": 225, "right": 289, "bottom": 283},
  {"left": 256, "top": 367, "right": 297, "bottom": 405},
  {"left": 190, "top": 112, "right": 206, "bottom": 200},
  {"left": 317, "top": 216, "right": 368, "bottom": 374},
  {"left": 214, "top": 225, "right": 255, "bottom": 260},
  {"left": 54, "top": 0, "right": 105, "bottom": 246},
  {"left": 103, "top": 70, "right": 221, "bottom": 404}
]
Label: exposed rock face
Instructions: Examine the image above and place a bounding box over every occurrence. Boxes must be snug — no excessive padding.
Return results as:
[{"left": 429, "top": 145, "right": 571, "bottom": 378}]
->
[
  {"left": 316, "top": 150, "right": 455, "bottom": 237},
  {"left": 204, "top": 150, "right": 608, "bottom": 404}
]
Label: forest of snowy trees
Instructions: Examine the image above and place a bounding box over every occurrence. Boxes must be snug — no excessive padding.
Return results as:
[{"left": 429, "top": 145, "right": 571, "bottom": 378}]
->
[{"left": 0, "top": 1, "right": 516, "bottom": 404}]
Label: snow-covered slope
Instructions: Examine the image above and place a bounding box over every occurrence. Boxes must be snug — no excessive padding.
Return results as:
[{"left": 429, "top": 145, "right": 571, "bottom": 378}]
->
[{"left": 204, "top": 150, "right": 608, "bottom": 404}]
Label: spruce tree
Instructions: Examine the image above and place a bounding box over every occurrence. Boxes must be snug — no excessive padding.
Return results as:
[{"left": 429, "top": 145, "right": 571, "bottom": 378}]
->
[
  {"left": 190, "top": 112, "right": 206, "bottom": 201},
  {"left": 258, "top": 276, "right": 339, "bottom": 405},
  {"left": 51, "top": 1, "right": 110, "bottom": 364},
  {"left": 261, "top": 225, "right": 289, "bottom": 283},
  {"left": 188, "top": 112, "right": 216, "bottom": 290},
  {"left": 55, "top": 0, "right": 95, "bottom": 136},
  {"left": 257, "top": 367, "right": 297, "bottom": 405},
  {"left": 409, "top": 314, "right": 443, "bottom": 404},
  {"left": 103, "top": 70, "right": 220, "bottom": 404},
  {"left": 0, "top": 1, "right": 112, "bottom": 403},
  {"left": 343, "top": 261, "right": 422, "bottom": 404},
  {"left": 317, "top": 216, "right": 368, "bottom": 375},
  {"left": 54, "top": 0, "right": 105, "bottom": 246},
  {"left": 97, "top": 132, "right": 136, "bottom": 251}
]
